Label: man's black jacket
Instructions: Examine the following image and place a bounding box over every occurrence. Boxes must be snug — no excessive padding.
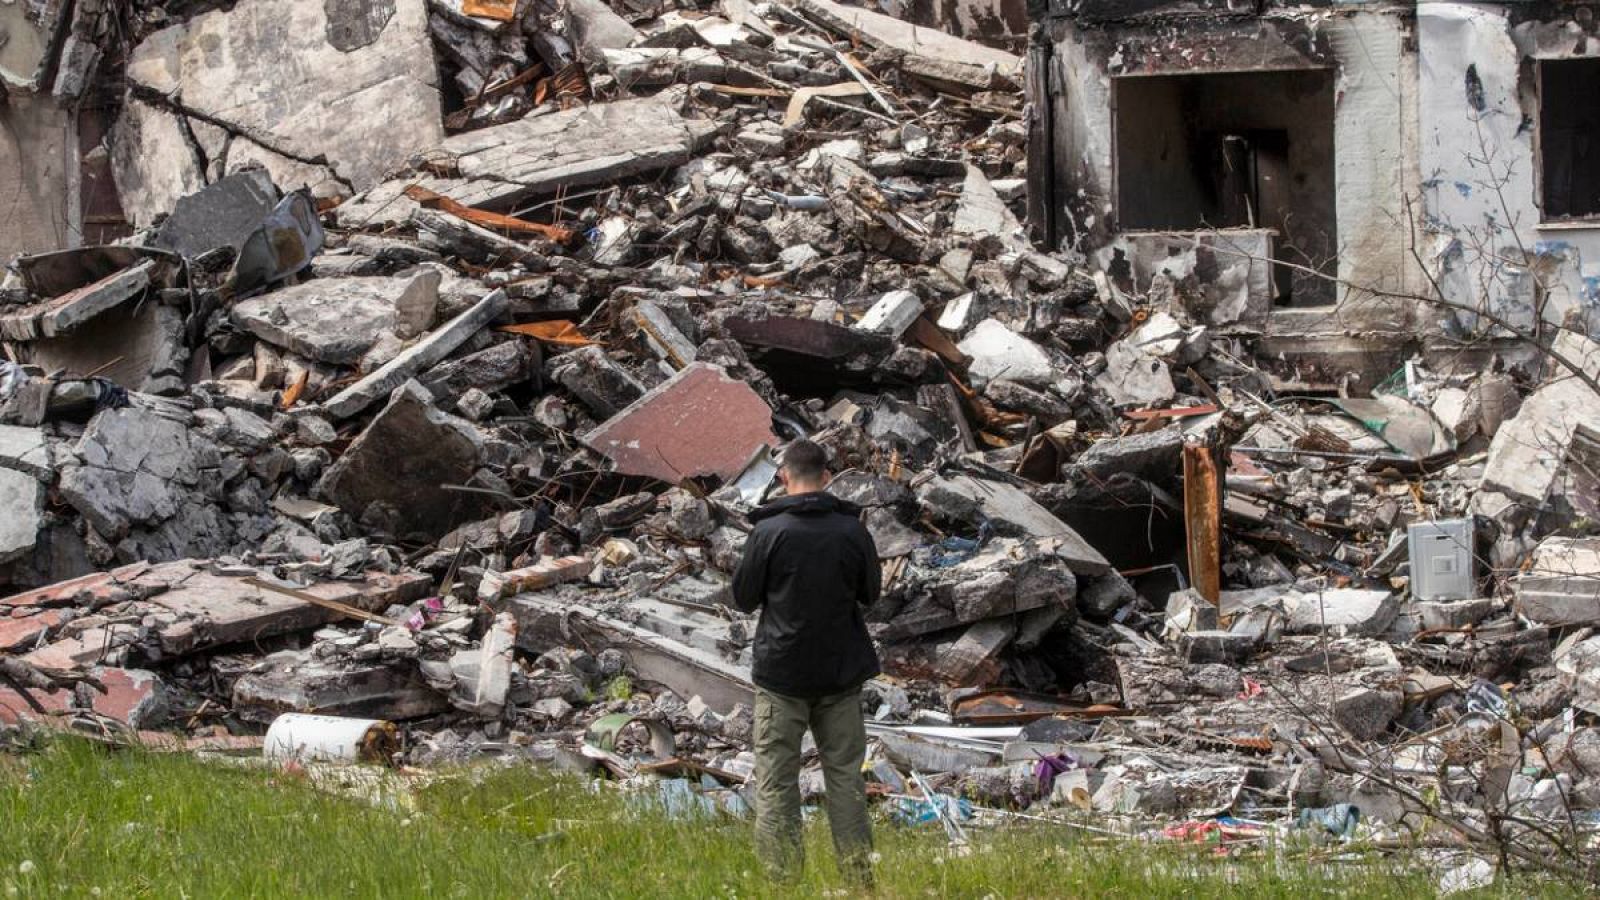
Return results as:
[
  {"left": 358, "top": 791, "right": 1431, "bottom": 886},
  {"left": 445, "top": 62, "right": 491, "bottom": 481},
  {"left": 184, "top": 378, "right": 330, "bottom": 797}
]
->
[{"left": 732, "top": 491, "right": 881, "bottom": 697}]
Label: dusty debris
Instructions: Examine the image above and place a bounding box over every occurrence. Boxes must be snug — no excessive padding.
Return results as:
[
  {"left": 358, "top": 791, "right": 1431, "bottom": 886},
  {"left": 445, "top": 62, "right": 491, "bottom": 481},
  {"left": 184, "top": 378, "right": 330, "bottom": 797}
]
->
[{"left": 2, "top": 2, "right": 1600, "bottom": 882}]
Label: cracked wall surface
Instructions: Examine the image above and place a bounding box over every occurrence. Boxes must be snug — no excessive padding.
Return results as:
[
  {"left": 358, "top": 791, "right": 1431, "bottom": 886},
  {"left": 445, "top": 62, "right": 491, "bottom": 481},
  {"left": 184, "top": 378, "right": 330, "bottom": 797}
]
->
[{"left": 109, "top": 0, "right": 443, "bottom": 226}]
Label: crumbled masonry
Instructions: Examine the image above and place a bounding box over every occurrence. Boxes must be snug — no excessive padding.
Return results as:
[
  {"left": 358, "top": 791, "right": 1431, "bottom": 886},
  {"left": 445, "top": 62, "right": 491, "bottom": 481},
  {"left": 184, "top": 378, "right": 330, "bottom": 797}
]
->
[{"left": 5, "top": 0, "right": 1600, "bottom": 882}]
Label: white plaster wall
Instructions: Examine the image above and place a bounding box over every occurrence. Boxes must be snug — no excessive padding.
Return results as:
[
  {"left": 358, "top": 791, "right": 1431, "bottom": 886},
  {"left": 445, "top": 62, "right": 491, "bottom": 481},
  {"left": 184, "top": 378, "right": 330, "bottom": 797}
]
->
[
  {"left": 1417, "top": 2, "right": 1600, "bottom": 337},
  {"left": 1326, "top": 13, "right": 1423, "bottom": 313}
]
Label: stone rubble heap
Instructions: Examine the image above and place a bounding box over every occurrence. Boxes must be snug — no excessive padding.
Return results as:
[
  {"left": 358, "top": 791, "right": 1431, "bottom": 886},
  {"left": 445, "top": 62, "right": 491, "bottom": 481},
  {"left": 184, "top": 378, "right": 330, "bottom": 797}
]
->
[{"left": 3, "top": 0, "right": 1600, "bottom": 873}]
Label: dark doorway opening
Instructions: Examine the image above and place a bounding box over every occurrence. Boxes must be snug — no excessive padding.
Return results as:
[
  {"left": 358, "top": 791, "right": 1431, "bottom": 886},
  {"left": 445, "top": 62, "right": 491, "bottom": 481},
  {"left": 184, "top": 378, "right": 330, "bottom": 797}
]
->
[{"left": 1112, "top": 69, "right": 1338, "bottom": 306}]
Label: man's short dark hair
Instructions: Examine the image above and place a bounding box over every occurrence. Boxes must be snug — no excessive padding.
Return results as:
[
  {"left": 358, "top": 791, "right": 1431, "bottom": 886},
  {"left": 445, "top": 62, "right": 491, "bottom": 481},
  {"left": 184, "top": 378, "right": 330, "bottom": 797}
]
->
[{"left": 781, "top": 439, "right": 829, "bottom": 482}]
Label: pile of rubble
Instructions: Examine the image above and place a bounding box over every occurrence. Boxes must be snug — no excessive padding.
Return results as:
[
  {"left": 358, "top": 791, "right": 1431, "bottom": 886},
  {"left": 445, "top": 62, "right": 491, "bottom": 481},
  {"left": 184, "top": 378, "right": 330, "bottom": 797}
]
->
[{"left": 4, "top": 0, "right": 1600, "bottom": 879}]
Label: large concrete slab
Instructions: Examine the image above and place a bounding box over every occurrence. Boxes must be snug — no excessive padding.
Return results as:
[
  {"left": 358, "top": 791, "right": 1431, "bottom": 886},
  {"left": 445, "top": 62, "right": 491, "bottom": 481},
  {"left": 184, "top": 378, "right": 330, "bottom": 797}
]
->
[
  {"left": 0, "top": 94, "right": 74, "bottom": 258},
  {"left": 318, "top": 381, "right": 493, "bottom": 538},
  {"left": 337, "top": 94, "right": 719, "bottom": 225},
  {"left": 231, "top": 273, "right": 439, "bottom": 366},
  {"left": 113, "top": 0, "right": 442, "bottom": 223}
]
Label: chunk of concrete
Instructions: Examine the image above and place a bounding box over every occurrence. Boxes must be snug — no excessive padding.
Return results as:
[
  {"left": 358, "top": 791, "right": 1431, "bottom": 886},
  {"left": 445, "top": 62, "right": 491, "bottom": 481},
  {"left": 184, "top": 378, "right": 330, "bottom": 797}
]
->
[
  {"left": 552, "top": 345, "right": 647, "bottom": 419},
  {"left": 566, "top": 0, "right": 640, "bottom": 66},
  {"left": 1415, "top": 598, "right": 1497, "bottom": 631},
  {"left": 855, "top": 290, "right": 924, "bottom": 338},
  {"left": 337, "top": 94, "right": 719, "bottom": 225},
  {"left": 0, "top": 260, "right": 155, "bottom": 341},
  {"left": 1096, "top": 339, "right": 1175, "bottom": 408},
  {"left": 0, "top": 0, "right": 67, "bottom": 91},
  {"left": 321, "top": 289, "right": 508, "bottom": 419},
  {"left": 1165, "top": 588, "right": 1219, "bottom": 635},
  {"left": 1283, "top": 589, "right": 1399, "bottom": 637},
  {"left": 1480, "top": 329, "right": 1600, "bottom": 506},
  {"left": 0, "top": 469, "right": 43, "bottom": 564},
  {"left": 58, "top": 406, "right": 202, "bottom": 540},
  {"left": 0, "top": 667, "right": 166, "bottom": 729},
  {"left": 583, "top": 362, "right": 779, "bottom": 485},
  {"left": 793, "top": 0, "right": 1021, "bottom": 88},
  {"left": 0, "top": 425, "right": 52, "bottom": 478},
  {"left": 915, "top": 474, "right": 1110, "bottom": 575},
  {"left": 449, "top": 611, "right": 515, "bottom": 719},
  {"left": 151, "top": 170, "right": 281, "bottom": 259},
  {"left": 233, "top": 652, "right": 449, "bottom": 723},
  {"left": 1515, "top": 537, "right": 1600, "bottom": 627},
  {"left": 418, "top": 339, "right": 541, "bottom": 404},
  {"left": 232, "top": 273, "right": 440, "bottom": 365},
  {"left": 1332, "top": 688, "right": 1403, "bottom": 741},
  {"left": 318, "top": 381, "right": 494, "bottom": 538},
  {"left": 935, "top": 618, "right": 1017, "bottom": 685},
  {"left": 953, "top": 165, "right": 1023, "bottom": 246},
  {"left": 1177, "top": 630, "right": 1256, "bottom": 664},
  {"left": 114, "top": 0, "right": 442, "bottom": 222},
  {"left": 957, "top": 319, "right": 1053, "bottom": 387},
  {"left": 1073, "top": 427, "right": 1184, "bottom": 481}
]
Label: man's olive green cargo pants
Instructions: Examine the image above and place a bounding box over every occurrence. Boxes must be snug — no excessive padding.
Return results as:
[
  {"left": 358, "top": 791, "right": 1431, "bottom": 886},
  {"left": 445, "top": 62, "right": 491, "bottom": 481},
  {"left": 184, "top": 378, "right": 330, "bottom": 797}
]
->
[{"left": 752, "top": 687, "right": 874, "bottom": 882}]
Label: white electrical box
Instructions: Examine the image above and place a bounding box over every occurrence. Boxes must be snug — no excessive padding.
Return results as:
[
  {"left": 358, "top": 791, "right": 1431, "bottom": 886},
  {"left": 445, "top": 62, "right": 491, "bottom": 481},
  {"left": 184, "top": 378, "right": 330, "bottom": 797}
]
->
[{"left": 1407, "top": 519, "right": 1475, "bottom": 602}]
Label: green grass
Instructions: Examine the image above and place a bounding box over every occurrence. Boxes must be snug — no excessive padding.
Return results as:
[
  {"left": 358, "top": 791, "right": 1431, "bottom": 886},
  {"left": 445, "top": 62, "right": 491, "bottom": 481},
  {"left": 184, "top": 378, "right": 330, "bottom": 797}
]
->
[{"left": 0, "top": 739, "right": 1584, "bottom": 898}]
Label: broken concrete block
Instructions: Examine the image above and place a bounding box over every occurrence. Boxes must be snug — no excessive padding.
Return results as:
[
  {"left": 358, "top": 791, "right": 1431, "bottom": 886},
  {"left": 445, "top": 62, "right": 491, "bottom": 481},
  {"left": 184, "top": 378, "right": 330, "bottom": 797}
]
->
[
  {"left": 566, "top": 0, "right": 640, "bottom": 67},
  {"left": 1165, "top": 589, "right": 1219, "bottom": 635},
  {"left": 419, "top": 339, "right": 540, "bottom": 404},
  {"left": 1177, "top": 630, "right": 1257, "bottom": 664},
  {"left": 1283, "top": 589, "right": 1399, "bottom": 637},
  {"left": 1415, "top": 598, "right": 1496, "bottom": 632},
  {"left": 1096, "top": 339, "right": 1175, "bottom": 408},
  {"left": 1073, "top": 427, "right": 1184, "bottom": 481},
  {"left": 232, "top": 273, "right": 440, "bottom": 365},
  {"left": 321, "top": 289, "right": 508, "bottom": 420},
  {"left": 450, "top": 611, "right": 515, "bottom": 719},
  {"left": 794, "top": 0, "right": 1021, "bottom": 89},
  {"left": 914, "top": 474, "right": 1109, "bottom": 575},
  {"left": 1332, "top": 688, "right": 1403, "bottom": 741},
  {"left": 1515, "top": 537, "right": 1600, "bottom": 626},
  {"left": 935, "top": 618, "right": 1017, "bottom": 685},
  {"left": 855, "top": 290, "right": 924, "bottom": 338},
  {"left": 152, "top": 170, "right": 281, "bottom": 259},
  {"left": 552, "top": 345, "right": 647, "bottom": 419},
  {"left": 0, "top": 260, "right": 155, "bottom": 341},
  {"left": 0, "top": 667, "right": 166, "bottom": 729},
  {"left": 957, "top": 319, "right": 1053, "bottom": 387},
  {"left": 339, "top": 94, "right": 719, "bottom": 223},
  {"left": 318, "top": 381, "right": 495, "bottom": 539},
  {"left": 1480, "top": 329, "right": 1600, "bottom": 506},
  {"left": 58, "top": 406, "right": 202, "bottom": 540},
  {"left": 233, "top": 652, "right": 449, "bottom": 723},
  {"left": 477, "top": 556, "right": 595, "bottom": 602},
  {"left": 953, "top": 165, "right": 1023, "bottom": 247},
  {"left": 0, "top": 425, "right": 52, "bottom": 478},
  {"left": 0, "top": 468, "right": 43, "bottom": 565},
  {"left": 634, "top": 299, "right": 699, "bottom": 368},
  {"left": 583, "top": 362, "right": 778, "bottom": 485},
  {"left": 114, "top": 0, "right": 443, "bottom": 222}
]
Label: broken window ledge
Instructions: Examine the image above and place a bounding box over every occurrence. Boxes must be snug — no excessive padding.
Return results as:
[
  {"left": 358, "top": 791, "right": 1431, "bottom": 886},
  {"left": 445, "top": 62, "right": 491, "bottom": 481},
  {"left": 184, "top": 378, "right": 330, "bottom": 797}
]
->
[{"left": 1535, "top": 219, "right": 1600, "bottom": 231}]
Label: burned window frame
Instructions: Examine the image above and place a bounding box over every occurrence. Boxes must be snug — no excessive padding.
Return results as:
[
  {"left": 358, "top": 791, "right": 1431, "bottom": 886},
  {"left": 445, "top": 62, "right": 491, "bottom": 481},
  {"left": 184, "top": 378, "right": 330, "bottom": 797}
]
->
[{"left": 1536, "top": 56, "right": 1600, "bottom": 223}]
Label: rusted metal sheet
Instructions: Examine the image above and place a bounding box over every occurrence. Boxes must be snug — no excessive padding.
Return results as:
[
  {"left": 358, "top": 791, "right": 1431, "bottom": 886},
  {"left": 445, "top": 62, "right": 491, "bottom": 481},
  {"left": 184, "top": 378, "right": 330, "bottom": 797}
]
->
[
  {"left": 403, "top": 184, "right": 574, "bottom": 242},
  {"left": 583, "top": 362, "right": 779, "bottom": 485},
  {"left": 1183, "top": 442, "right": 1222, "bottom": 605},
  {"left": 951, "top": 690, "right": 1129, "bottom": 726},
  {"left": 462, "top": 0, "right": 517, "bottom": 21}
]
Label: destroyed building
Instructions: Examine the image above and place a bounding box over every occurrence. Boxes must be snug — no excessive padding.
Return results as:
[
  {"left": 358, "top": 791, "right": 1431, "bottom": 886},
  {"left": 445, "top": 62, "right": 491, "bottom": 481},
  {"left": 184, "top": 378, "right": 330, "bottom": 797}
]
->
[
  {"left": 1, "top": 0, "right": 1600, "bottom": 885},
  {"left": 1027, "top": 0, "right": 1600, "bottom": 384}
]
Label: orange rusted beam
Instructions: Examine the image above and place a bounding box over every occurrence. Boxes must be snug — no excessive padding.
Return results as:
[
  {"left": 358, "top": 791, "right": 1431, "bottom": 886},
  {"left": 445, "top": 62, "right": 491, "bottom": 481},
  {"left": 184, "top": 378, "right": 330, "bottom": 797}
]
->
[
  {"left": 1183, "top": 443, "right": 1222, "bottom": 604},
  {"left": 403, "top": 185, "right": 574, "bottom": 243}
]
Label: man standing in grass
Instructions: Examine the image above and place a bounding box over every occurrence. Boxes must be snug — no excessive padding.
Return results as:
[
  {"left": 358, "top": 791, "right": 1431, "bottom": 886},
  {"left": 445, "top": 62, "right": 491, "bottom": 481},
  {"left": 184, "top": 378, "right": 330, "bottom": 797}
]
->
[{"left": 732, "top": 439, "right": 880, "bottom": 884}]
